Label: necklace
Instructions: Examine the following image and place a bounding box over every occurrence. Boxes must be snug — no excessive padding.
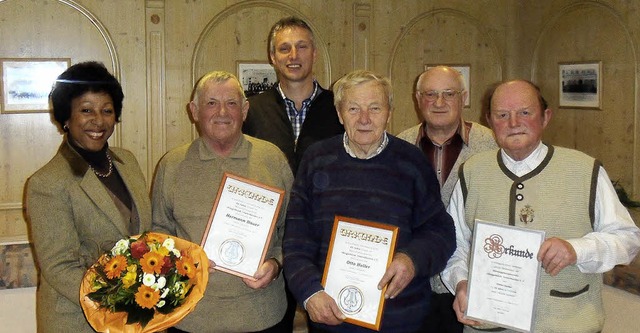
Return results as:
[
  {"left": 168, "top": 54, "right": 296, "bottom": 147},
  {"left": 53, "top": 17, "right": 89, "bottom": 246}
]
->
[{"left": 90, "top": 152, "right": 113, "bottom": 178}]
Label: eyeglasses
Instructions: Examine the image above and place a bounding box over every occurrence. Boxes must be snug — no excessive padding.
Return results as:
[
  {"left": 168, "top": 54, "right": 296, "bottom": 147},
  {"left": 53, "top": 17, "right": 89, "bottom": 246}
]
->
[{"left": 417, "top": 89, "right": 464, "bottom": 102}]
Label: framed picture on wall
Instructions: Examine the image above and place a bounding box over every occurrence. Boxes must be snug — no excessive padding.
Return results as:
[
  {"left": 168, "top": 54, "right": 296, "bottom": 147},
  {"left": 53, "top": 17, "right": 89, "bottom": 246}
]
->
[
  {"left": 558, "top": 61, "right": 601, "bottom": 109},
  {"left": 237, "top": 61, "right": 277, "bottom": 98},
  {"left": 425, "top": 64, "right": 471, "bottom": 107},
  {"left": 0, "top": 58, "right": 69, "bottom": 114},
  {"left": 0, "top": 237, "right": 37, "bottom": 290}
]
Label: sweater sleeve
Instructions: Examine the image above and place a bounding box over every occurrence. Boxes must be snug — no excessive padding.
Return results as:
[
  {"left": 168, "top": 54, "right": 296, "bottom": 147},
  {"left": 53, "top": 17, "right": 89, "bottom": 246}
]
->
[
  {"left": 151, "top": 153, "right": 178, "bottom": 236},
  {"left": 282, "top": 162, "right": 325, "bottom": 304},
  {"left": 398, "top": 158, "right": 457, "bottom": 278}
]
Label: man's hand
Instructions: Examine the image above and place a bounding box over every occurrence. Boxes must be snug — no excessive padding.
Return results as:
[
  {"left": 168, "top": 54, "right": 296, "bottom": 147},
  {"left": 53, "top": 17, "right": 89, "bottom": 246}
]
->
[
  {"left": 243, "top": 258, "right": 279, "bottom": 289},
  {"left": 306, "top": 291, "right": 346, "bottom": 325},
  {"left": 208, "top": 260, "right": 216, "bottom": 274},
  {"left": 537, "top": 237, "right": 577, "bottom": 276},
  {"left": 452, "top": 280, "right": 482, "bottom": 326},
  {"left": 377, "top": 252, "right": 415, "bottom": 299}
]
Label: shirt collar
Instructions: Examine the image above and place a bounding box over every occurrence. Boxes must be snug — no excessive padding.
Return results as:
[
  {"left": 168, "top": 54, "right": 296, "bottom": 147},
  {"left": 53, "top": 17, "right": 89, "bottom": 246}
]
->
[
  {"left": 419, "top": 120, "right": 470, "bottom": 146},
  {"left": 343, "top": 132, "right": 389, "bottom": 159},
  {"left": 500, "top": 141, "right": 547, "bottom": 177},
  {"left": 197, "top": 135, "right": 249, "bottom": 160},
  {"left": 276, "top": 79, "right": 320, "bottom": 104}
]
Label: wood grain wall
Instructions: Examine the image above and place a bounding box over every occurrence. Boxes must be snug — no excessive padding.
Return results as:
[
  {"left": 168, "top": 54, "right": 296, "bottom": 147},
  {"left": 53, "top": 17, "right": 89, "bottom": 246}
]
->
[{"left": 1, "top": 0, "right": 639, "bottom": 237}]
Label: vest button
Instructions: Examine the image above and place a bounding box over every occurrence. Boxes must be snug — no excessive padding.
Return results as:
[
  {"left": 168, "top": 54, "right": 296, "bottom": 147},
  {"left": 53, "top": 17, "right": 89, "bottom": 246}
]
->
[
  {"left": 516, "top": 194, "right": 524, "bottom": 201},
  {"left": 517, "top": 183, "right": 524, "bottom": 189}
]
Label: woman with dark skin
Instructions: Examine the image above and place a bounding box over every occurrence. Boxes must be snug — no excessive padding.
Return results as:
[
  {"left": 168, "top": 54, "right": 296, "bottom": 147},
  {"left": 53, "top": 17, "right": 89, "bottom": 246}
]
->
[{"left": 25, "top": 61, "right": 151, "bottom": 332}]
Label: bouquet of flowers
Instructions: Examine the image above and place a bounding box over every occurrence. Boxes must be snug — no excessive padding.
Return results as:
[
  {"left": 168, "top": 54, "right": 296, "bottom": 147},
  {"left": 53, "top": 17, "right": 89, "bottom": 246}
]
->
[{"left": 80, "top": 232, "right": 209, "bottom": 333}]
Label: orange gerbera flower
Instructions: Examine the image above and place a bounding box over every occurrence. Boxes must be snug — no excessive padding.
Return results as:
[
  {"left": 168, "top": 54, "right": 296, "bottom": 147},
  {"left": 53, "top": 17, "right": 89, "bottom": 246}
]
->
[
  {"left": 104, "top": 255, "right": 127, "bottom": 279},
  {"left": 140, "top": 251, "right": 165, "bottom": 274},
  {"left": 176, "top": 255, "right": 196, "bottom": 279},
  {"left": 145, "top": 233, "right": 165, "bottom": 244},
  {"left": 135, "top": 285, "right": 160, "bottom": 309}
]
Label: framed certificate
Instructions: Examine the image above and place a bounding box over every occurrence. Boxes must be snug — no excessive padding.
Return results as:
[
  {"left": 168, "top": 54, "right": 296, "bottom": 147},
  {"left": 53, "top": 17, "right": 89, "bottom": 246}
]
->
[
  {"left": 466, "top": 220, "right": 545, "bottom": 332},
  {"left": 322, "top": 216, "right": 398, "bottom": 331},
  {"left": 201, "top": 173, "right": 284, "bottom": 280}
]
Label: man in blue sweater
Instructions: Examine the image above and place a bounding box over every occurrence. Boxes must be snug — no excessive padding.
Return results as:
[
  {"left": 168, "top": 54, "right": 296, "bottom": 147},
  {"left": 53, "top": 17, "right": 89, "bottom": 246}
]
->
[{"left": 283, "top": 70, "right": 456, "bottom": 332}]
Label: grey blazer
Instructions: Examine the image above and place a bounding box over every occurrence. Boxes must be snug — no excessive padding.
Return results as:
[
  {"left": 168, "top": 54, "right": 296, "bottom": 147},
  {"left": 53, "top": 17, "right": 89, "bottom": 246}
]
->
[{"left": 26, "top": 141, "right": 152, "bottom": 333}]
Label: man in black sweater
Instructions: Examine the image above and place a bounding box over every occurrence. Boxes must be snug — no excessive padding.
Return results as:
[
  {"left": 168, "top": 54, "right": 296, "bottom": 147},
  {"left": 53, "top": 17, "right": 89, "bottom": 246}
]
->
[
  {"left": 243, "top": 16, "right": 343, "bottom": 174},
  {"left": 242, "top": 16, "right": 344, "bottom": 331}
]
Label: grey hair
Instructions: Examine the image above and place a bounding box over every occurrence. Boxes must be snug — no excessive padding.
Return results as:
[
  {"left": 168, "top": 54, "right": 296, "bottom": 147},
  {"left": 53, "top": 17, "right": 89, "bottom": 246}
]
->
[
  {"left": 192, "top": 71, "right": 246, "bottom": 104},
  {"left": 333, "top": 70, "right": 393, "bottom": 110}
]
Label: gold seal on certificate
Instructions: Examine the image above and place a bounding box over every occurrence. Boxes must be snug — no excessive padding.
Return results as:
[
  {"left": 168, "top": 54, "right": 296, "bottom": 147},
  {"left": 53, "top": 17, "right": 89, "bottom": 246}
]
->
[
  {"left": 322, "top": 216, "right": 398, "bottom": 331},
  {"left": 201, "top": 173, "right": 284, "bottom": 280},
  {"left": 466, "top": 220, "right": 545, "bottom": 332}
]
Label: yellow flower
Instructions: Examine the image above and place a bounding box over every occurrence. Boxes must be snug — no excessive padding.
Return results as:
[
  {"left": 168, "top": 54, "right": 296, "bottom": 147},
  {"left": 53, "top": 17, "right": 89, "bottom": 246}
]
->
[
  {"left": 176, "top": 255, "right": 196, "bottom": 279},
  {"left": 172, "top": 281, "right": 189, "bottom": 299},
  {"left": 104, "top": 255, "right": 127, "bottom": 279},
  {"left": 156, "top": 246, "right": 170, "bottom": 257},
  {"left": 122, "top": 265, "right": 138, "bottom": 288},
  {"left": 135, "top": 285, "right": 160, "bottom": 309},
  {"left": 140, "top": 251, "right": 165, "bottom": 274}
]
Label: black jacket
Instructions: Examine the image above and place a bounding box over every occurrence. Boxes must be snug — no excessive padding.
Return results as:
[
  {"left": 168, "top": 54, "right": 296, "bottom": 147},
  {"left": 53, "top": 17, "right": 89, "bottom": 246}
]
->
[{"left": 243, "top": 85, "right": 344, "bottom": 173}]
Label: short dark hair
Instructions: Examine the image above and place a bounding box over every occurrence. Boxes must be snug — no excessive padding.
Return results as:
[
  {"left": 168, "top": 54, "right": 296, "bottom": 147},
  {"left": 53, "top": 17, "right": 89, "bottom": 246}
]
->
[
  {"left": 268, "top": 16, "right": 315, "bottom": 57},
  {"left": 50, "top": 61, "right": 124, "bottom": 131}
]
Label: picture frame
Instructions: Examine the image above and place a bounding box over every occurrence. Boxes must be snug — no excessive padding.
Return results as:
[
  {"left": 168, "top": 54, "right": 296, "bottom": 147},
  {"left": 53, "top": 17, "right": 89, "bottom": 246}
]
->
[
  {"left": 558, "top": 61, "right": 601, "bottom": 109},
  {"left": 0, "top": 237, "right": 37, "bottom": 290},
  {"left": 425, "top": 64, "right": 471, "bottom": 107},
  {"left": 1, "top": 58, "right": 70, "bottom": 114},
  {"left": 236, "top": 61, "right": 277, "bottom": 98},
  {"left": 200, "top": 172, "right": 284, "bottom": 280}
]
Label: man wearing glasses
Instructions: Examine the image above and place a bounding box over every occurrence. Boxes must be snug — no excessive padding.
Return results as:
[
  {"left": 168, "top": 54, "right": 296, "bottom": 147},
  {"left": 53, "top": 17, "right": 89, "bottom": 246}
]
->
[{"left": 397, "top": 65, "right": 496, "bottom": 332}]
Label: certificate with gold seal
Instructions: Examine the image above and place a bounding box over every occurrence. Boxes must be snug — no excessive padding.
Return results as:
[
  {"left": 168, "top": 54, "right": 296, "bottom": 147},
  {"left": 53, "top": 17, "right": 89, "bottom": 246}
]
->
[
  {"left": 201, "top": 173, "right": 284, "bottom": 280},
  {"left": 466, "top": 220, "right": 545, "bottom": 332},
  {"left": 322, "top": 216, "right": 398, "bottom": 331}
]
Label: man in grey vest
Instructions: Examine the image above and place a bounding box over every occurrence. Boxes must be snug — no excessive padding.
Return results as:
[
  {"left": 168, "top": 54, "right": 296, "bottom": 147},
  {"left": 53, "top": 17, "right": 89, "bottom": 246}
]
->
[
  {"left": 397, "top": 66, "right": 496, "bottom": 332},
  {"left": 441, "top": 79, "right": 640, "bottom": 332}
]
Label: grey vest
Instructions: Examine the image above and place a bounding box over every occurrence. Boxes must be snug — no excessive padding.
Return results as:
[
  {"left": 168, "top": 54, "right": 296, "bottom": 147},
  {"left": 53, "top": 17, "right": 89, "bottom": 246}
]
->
[{"left": 460, "top": 146, "right": 604, "bottom": 333}]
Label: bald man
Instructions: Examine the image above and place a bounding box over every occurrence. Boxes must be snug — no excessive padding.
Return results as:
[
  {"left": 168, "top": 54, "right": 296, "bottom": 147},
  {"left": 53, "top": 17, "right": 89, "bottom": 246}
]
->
[
  {"left": 442, "top": 80, "right": 640, "bottom": 332},
  {"left": 397, "top": 66, "right": 496, "bottom": 332}
]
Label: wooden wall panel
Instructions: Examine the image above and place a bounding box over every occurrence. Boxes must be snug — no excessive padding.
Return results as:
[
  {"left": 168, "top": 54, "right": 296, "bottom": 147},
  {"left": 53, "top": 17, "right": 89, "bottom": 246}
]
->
[
  {"left": 0, "top": 0, "right": 120, "bottom": 237},
  {"left": 163, "top": 1, "right": 339, "bottom": 151},
  {"left": 4, "top": 1, "right": 640, "bottom": 331},
  {"left": 532, "top": 1, "right": 636, "bottom": 192},
  {"left": 387, "top": 8, "right": 502, "bottom": 134},
  {"left": 191, "top": 4, "right": 332, "bottom": 91},
  {"left": 0, "top": 0, "right": 638, "bottom": 242}
]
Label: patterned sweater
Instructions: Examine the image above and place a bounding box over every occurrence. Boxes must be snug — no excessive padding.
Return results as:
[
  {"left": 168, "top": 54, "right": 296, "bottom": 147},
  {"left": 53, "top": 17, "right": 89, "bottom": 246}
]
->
[{"left": 283, "top": 135, "right": 456, "bottom": 332}]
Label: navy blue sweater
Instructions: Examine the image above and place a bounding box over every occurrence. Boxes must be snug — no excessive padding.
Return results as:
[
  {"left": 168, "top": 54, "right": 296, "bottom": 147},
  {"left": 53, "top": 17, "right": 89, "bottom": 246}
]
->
[{"left": 283, "top": 135, "right": 456, "bottom": 332}]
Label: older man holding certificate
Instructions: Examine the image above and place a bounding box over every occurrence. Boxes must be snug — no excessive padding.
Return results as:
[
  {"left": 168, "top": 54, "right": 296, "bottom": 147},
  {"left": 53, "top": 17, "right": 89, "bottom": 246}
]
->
[
  {"left": 283, "top": 70, "right": 456, "bottom": 333},
  {"left": 152, "top": 71, "right": 293, "bottom": 333},
  {"left": 441, "top": 80, "right": 640, "bottom": 332}
]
